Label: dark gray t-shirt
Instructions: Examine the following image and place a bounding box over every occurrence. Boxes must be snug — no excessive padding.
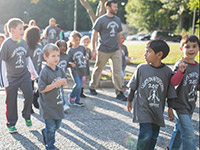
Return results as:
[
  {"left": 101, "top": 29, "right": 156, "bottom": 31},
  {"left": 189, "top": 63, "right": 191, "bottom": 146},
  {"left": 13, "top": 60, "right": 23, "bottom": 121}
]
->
[
  {"left": 127, "top": 63, "right": 177, "bottom": 127},
  {"left": 67, "top": 46, "right": 87, "bottom": 77},
  {"left": 29, "top": 44, "right": 43, "bottom": 74},
  {"left": 58, "top": 54, "right": 69, "bottom": 73},
  {"left": 93, "top": 14, "right": 122, "bottom": 53},
  {"left": 0, "top": 38, "right": 30, "bottom": 82},
  {"left": 38, "top": 65, "right": 66, "bottom": 120},
  {"left": 173, "top": 60, "right": 199, "bottom": 114},
  {"left": 122, "top": 45, "right": 128, "bottom": 71},
  {"left": 44, "top": 26, "right": 60, "bottom": 44}
]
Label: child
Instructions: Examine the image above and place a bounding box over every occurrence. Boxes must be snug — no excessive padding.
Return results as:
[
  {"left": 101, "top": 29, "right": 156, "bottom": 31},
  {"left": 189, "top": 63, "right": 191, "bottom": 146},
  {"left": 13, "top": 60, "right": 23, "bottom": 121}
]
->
[
  {"left": 120, "top": 34, "right": 129, "bottom": 91},
  {"left": 24, "top": 26, "right": 43, "bottom": 110},
  {"left": 67, "top": 31, "right": 87, "bottom": 106},
  {"left": 80, "top": 35, "right": 91, "bottom": 98},
  {"left": 56, "top": 40, "right": 70, "bottom": 112},
  {"left": 0, "top": 18, "right": 38, "bottom": 133},
  {"left": 38, "top": 44, "right": 67, "bottom": 150},
  {"left": 0, "top": 33, "right": 6, "bottom": 46},
  {"left": 168, "top": 35, "right": 199, "bottom": 150},
  {"left": 126, "top": 40, "right": 177, "bottom": 150},
  {"left": 43, "top": 18, "right": 60, "bottom": 44}
]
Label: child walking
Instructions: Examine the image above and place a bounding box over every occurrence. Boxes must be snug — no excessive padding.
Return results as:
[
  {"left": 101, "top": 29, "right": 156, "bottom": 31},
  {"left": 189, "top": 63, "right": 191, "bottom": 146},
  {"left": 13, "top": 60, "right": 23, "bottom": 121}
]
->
[
  {"left": 80, "top": 35, "right": 91, "bottom": 98},
  {"left": 0, "top": 18, "right": 38, "bottom": 133},
  {"left": 67, "top": 31, "right": 87, "bottom": 106},
  {"left": 24, "top": 26, "right": 43, "bottom": 111},
  {"left": 38, "top": 44, "right": 67, "bottom": 150},
  {"left": 168, "top": 35, "right": 199, "bottom": 150},
  {"left": 127, "top": 40, "right": 177, "bottom": 150},
  {"left": 56, "top": 40, "right": 70, "bottom": 112}
]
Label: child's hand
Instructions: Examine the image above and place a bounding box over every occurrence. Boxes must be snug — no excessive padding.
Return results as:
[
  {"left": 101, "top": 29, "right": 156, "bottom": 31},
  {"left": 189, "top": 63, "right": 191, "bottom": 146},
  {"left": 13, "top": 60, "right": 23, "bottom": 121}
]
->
[
  {"left": 55, "top": 78, "right": 66, "bottom": 87},
  {"left": 84, "top": 56, "right": 88, "bottom": 61},
  {"left": 127, "top": 101, "right": 132, "bottom": 112},
  {"left": 179, "top": 58, "right": 188, "bottom": 73},
  {"left": 61, "top": 78, "right": 67, "bottom": 87},
  {"left": 69, "top": 62, "right": 76, "bottom": 68},
  {"left": 168, "top": 107, "right": 174, "bottom": 121}
]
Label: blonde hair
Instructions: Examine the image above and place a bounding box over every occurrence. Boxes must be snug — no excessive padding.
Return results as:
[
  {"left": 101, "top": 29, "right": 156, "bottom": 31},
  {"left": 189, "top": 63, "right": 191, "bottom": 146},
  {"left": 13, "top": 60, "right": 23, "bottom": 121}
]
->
[
  {"left": 67, "top": 31, "right": 81, "bottom": 49},
  {"left": 80, "top": 35, "right": 91, "bottom": 44},
  {"left": 43, "top": 43, "right": 60, "bottom": 57}
]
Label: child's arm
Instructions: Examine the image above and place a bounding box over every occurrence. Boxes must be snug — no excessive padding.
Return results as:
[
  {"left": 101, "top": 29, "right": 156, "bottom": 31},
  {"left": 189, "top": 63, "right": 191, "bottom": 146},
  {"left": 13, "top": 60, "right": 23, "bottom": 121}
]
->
[
  {"left": 40, "top": 78, "right": 67, "bottom": 93},
  {"left": 26, "top": 57, "right": 39, "bottom": 80},
  {"left": 171, "top": 58, "right": 187, "bottom": 86},
  {"left": 69, "top": 62, "right": 76, "bottom": 68},
  {"left": 127, "top": 88, "right": 135, "bottom": 112}
]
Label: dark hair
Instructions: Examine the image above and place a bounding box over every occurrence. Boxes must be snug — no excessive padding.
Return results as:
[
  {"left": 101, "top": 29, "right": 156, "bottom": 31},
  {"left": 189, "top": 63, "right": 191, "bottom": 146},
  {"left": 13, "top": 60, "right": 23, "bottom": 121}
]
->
[
  {"left": 7, "top": 18, "right": 24, "bottom": 33},
  {"left": 180, "top": 35, "right": 200, "bottom": 48},
  {"left": 24, "top": 26, "right": 40, "bottom": 50},
  {"left": 147, "top": 40, "right": 170, "bottom": 59},
  {"left": 67, "top": 31, "right": 81, "bottom": 49},
  {"left": 105, "top": 0, "right": 117, "bottom": 7},
  {"left": 56, "top": 40, "right": 67, "bottom": 48},
  {"left": 24, "top": 24, "right": 29, "bottom": 31}
]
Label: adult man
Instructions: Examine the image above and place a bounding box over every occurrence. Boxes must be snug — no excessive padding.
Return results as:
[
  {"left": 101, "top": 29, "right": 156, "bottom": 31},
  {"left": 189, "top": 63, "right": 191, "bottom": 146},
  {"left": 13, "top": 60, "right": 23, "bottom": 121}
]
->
[{"left": 89, "top": 0, "right": 127, "bottom": 101}]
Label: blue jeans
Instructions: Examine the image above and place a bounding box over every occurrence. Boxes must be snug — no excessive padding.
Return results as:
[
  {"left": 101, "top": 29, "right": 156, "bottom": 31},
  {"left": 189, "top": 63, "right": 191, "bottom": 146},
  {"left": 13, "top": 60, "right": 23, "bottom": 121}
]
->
[
  {"left": 168, "top": 111, "right": 196, "bottom": 150},
  {"left": 70, "top": 76, "right": 82, "bottom": 103},
  {"left": 61, "top": 88, "right": 66, "bottom": 105},
  {"left": 137, "top": 123, "right": 160, "bottom": 150},
  {"left": 43, "top": 119, "right": 62, "bottom": 150}
]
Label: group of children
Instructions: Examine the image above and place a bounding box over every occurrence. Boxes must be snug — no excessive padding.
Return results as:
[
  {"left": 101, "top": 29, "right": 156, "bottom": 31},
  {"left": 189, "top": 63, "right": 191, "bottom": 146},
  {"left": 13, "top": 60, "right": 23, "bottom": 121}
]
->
[{"left": 0, "top": 17, "right": 199, "bottom": 150}]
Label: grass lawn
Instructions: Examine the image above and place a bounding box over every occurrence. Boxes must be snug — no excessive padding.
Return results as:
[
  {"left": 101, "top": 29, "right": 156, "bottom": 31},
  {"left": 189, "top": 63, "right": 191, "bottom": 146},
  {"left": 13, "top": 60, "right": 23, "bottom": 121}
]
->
[{"left": 126, "top": 43, "right": 199, "bottom": 64}]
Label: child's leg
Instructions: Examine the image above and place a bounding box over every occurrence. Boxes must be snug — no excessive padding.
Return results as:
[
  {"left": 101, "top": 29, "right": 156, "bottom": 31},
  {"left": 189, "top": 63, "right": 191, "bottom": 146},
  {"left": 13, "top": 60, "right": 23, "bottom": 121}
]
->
[
  {"left": 137, "top": 123, "right": 160, "bottom": 150},
  {"left": 44, "top": 119, "right": 58, "bottom": 150},
  {"left": 19, "top": 76, "right": 33, "bottom": 120},
  {"left": 70, "top": 76, "right": 82, "bottom": 102},
  {"left": 61, "top": 88, "right": 66, "bottom": 105},
  {"left": 82, "top": 76, "right": 86, "bottom": 88},
  {"left": 75, "top": 76, "right": 83, "bottom": 103},
  {"left": 5, "top": 83, "right": 19, "bottom": 127},
  {"left": 178, "top": 113, "right": 196, "bottom": 150}
]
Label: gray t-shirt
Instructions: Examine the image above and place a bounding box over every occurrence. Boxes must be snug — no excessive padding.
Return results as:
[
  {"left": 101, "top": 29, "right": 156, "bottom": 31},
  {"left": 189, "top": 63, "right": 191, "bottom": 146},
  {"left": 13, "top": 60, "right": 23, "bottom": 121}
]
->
[
  {"left": 29, "top": 44, "right": 43, "bottom": 74},
  {"left": 122, "top": 44, "right": 128, "bottom": 71},
  {"left": 93, "top": 14, "right": 122, "bottom": 53},
  {"left": 127, "top": 63, "right": 177, "bottom": 127},
  {"left": 85, "top": 48, "right": 91, "bottom": 76},
  {"left": 58, "top": 54, "right": 69, "bottom": 73},
  {"left": 67, "top": 46, "right": 87, "bottom": 77},
  {"left": 0, "top": 38, "right": 30, "bottom": 82},
  {"left": 38, "top": 65, "right": 66, "bottom": 120},
  {"left": 44, "top": 26, "right": 60, "bottom": 44},
  {"left": 173, "top": 60, "right": 199, "bottom": 114}
]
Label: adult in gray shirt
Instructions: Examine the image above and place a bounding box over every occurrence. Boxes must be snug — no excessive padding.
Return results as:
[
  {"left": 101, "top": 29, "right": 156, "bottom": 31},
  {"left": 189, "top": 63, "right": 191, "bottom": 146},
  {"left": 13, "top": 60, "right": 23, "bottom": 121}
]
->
[{"left": 89, "top": 0, "right": 126, "bottom": 101}]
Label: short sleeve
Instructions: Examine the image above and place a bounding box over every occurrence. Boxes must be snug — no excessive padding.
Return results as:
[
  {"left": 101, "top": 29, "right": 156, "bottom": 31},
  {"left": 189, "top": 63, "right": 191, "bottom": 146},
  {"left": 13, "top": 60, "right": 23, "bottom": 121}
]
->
[
  {"left": 0, "top": 42, "right": 9, "bottom": 62},
  {"left": 118, "top": 18, "right": 122, "bottom": 32},
  {"left": 38, "top": 70, "right": 47, "bottom": 92},
  {"left": 127, "top": 67, "right": 139, "bottom": 92},
  {"left": 93, "top": 18, "right": 101, "bottom": 32}
]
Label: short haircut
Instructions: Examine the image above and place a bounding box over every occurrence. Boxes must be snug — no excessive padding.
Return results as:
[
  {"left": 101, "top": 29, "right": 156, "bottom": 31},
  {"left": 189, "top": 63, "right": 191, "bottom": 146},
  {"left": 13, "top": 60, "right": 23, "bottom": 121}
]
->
[
  {"left": 180, "top": 35, "right": 200, "bottom": 48},
  {"left": 80, "top": 35, "right": 90, "bottom": 44},
  {"left": 147, "top": 40, "right": 170, "bottom": 59},
  {"left": 43, "top": 43, "right": 60, "bottom": 57},
  {"left": 105, "top": 0, "right": 117, "bottom": 7},
  {"left": 7, "top": 18, "right": 24, "bottom": 33}
]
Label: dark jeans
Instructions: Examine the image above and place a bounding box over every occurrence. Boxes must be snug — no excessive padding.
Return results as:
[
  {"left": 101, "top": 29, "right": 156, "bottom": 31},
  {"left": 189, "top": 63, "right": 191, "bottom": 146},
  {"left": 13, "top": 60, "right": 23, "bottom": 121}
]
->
[
  {"left": 137, "top": 123, "right": 160, "bottom": 150},
  {"left": 43, "top": 119, "right": 62, "bottom": 150}
]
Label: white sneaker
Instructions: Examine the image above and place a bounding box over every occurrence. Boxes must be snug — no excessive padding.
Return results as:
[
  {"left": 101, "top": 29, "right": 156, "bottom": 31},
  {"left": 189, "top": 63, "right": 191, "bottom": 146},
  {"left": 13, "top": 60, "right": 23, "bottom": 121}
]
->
[{"left": 63, "top": 104, "right": 70, "bottom": 112}]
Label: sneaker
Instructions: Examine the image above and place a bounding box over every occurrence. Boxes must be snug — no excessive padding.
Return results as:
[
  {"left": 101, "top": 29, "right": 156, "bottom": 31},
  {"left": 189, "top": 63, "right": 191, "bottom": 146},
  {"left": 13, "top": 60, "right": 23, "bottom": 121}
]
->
[
  {"left": 41, "top": 129, "right": 46, "bottom": 145},
  {"left": 68, "top": 94, "right": 74, "bottom": 105},
  {"left": 116, "top": 91, "right": 127, "bottom": 101},
  {"left": 8, "top": 126, "right": 17, "bottom": 133},
  {"left": 25, "top": 119, "right": 32, "bottom": 127},
  {"left": 80, "top": 93, "right": 87, "bottom": 98},
  {"left": 63, "top": 104, "right": 70, "bottom": 112},
  {"left": 74, "top": 101, "right": 84, "bottom": 107},
  {"left": 89, "top": 87, "right": 97, "bottom": 95}
]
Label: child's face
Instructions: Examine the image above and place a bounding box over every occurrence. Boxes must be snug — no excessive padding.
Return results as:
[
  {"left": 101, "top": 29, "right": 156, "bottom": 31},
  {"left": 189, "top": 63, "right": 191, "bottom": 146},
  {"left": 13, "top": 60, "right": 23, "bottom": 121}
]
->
[
  {"left": 59, "top": 43, "right": 67, "bottom": 55},
  {"left": 83, "top": 39, "right": 90, "bottom": 47},
  {"left": 50, "top": 19, "right": 56, "bottom": 26},
  {"left": 72, "top": 36, "right": 80, "bottom": 47},
  {"left": 144, "top": 46, "right": 160, "bottom": 65},
  {"left": 45, "top": 50, "right": 60, "bottom": 68},
  {"left": 11, "top": 23, "right": 24, "bottom": 40},
  {"left": 182, "top": 41, "right": 199, "bottom": 61},
  {"left": 120, "top": 35, "right": 125, "bottom": 44}
]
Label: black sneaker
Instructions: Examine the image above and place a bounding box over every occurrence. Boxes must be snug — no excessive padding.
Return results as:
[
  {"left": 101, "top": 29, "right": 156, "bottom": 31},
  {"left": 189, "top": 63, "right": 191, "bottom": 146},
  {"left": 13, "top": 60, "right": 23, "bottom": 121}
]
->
[
  {"left": 89, "top": 87, "right": 97, "bottom": 95},
  {"left": 116, "top": 92, "right": 127, "bottom": 101},
  {"left": 74, "top": 101, "right": 85, "bottom": 107},
  {"left": 41, "top": 129, "right": 46, "bottom": 145}
]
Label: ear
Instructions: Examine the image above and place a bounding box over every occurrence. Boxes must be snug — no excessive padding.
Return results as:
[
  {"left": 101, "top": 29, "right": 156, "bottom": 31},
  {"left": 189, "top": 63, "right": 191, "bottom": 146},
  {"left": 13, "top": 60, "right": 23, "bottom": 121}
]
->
[
  {"left": 43, "top": 55, "right": 48, "bottom": 61},
  {"left": 157, "top": 51, "right": 163, "bottom": 59},
  {"left": 10, "top": 27, "right": 15, "bottom": 33}
]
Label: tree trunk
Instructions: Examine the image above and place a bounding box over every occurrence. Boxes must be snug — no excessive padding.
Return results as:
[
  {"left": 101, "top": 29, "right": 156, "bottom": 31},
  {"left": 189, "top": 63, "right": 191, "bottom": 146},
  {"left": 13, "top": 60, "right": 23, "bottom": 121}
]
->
[{"left": 179, "top": 13, "right": 184, "bottom": 33}]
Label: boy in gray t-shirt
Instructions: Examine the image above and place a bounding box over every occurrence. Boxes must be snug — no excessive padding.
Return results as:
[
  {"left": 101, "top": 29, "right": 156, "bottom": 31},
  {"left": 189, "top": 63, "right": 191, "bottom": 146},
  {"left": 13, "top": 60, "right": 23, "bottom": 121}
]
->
[
  {"left": 38, "top": 44, "right": 67, "bottom": 150},
  {"left": 0, "top": 18, "right": 38, "bottom": 133},
  {"left": 127, "top": 40, "right": 177, "bottom": 150}
]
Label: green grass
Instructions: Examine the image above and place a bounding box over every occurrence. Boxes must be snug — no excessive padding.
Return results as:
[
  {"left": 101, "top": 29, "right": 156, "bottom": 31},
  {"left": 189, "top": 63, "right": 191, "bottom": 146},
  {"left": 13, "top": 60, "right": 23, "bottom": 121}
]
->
[{"left": 126, "top": 43, "right": 199, "bottom": 64}]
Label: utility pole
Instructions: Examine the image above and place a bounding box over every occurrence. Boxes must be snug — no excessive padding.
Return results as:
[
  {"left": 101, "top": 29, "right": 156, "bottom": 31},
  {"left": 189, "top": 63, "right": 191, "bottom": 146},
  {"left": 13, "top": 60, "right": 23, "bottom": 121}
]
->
[{"left": 74, "top": 0, "right": 77, "bottom": 31}]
